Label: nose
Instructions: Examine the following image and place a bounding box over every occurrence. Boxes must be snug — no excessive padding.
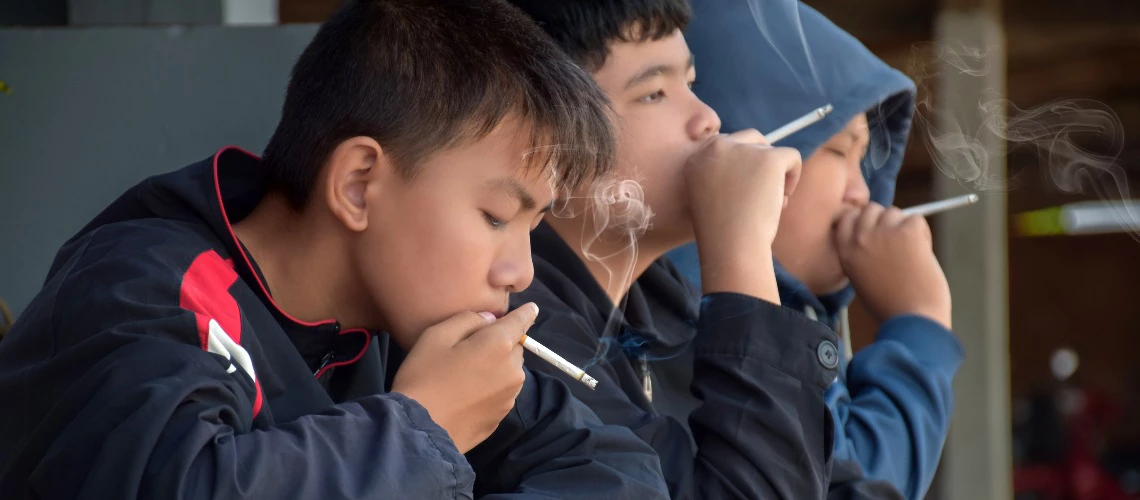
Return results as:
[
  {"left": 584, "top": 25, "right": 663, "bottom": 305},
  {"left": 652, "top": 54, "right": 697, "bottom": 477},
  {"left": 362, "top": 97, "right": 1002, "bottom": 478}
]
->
[
  {"left": 845, "top": 160, "right": 872, "bottom": 207},
  {"left": 686, "top": 97, "right": 721, "bottom": 141},
  {"left": 489, "top": 238, "right": 535, "bottom": 294}
]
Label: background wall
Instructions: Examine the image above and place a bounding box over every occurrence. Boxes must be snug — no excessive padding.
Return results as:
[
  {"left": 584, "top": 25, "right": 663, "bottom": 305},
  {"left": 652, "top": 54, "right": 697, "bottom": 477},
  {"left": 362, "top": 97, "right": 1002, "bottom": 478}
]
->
[{"left": 0, "top": 25, "right": 317, "bottom": 315}]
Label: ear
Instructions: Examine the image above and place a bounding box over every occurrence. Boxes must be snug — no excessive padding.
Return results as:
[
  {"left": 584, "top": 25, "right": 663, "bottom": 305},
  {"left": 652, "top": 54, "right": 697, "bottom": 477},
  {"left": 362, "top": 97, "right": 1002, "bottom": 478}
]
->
[{"left": 322, "top": 136, "right": 388, "bottom": 232}]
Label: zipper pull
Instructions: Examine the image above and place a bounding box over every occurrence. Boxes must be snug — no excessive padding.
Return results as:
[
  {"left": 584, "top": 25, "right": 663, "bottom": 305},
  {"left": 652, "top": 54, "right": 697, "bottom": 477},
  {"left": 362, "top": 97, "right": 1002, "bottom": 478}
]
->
[
  {"left": 640, "top": 357, "right": 653, "bottom": 402},
  {"left": 314, "top": 350, "right": 335, "bottom": 376},
  {"left": 314, "top": 322, "right": 342, "bottom": 377}
]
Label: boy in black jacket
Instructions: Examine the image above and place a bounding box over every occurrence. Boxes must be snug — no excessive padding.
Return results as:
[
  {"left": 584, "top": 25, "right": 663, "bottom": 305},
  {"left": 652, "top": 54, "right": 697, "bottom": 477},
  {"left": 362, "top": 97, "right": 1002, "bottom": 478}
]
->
[
  {"left": 0, "top": 1, "right": 669, "bottom": 498},
  {"left": 506, "top": 0, "right": 903, "bottom": 498}
]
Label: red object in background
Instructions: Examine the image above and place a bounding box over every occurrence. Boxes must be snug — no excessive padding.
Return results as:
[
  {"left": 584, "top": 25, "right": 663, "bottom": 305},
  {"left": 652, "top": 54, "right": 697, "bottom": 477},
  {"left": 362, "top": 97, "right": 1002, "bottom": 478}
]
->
[{"left": 1013, "top": 387, "right": 1134, "bottom": 500}]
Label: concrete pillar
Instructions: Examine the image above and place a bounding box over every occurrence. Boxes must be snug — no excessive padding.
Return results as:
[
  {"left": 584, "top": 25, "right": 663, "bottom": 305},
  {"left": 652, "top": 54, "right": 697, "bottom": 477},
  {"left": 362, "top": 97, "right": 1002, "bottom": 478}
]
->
[{"left": 934, "top": 0, "right": 1013, "bottom": 498}]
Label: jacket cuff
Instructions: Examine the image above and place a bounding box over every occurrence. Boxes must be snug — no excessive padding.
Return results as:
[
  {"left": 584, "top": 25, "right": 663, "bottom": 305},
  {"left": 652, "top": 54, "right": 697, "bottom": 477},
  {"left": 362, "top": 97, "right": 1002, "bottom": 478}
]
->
[
  {"left": 877, "top": 314, "right": 965, "bottom": 375},
  {"left": 695, "top": 292, "right": 840, "bottom": 389},
  {"left": 387, "top": 392, "right": 474, "bottom": 480}
]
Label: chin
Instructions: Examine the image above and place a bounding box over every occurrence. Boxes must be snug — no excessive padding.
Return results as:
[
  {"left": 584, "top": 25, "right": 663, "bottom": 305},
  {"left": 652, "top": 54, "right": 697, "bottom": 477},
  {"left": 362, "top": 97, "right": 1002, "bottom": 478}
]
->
[{"left": 813, "top": 277, "right": 851, "bottom": 296}]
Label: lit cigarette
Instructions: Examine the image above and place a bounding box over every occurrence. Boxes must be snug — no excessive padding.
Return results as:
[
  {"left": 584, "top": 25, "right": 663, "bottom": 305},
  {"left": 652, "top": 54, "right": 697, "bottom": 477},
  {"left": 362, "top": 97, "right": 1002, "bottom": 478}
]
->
[
  {"left": 901, "top": 194, "right": 979, "bottom": 217},
  {"left": 765, "top": 104, "right": 834, "bottom": 144},
  {"left": 1017, "top": 200, "right": 1140, "bottom": 236},
  {"left": 521, "top": 335, "right": 598, "bottom": 390}
]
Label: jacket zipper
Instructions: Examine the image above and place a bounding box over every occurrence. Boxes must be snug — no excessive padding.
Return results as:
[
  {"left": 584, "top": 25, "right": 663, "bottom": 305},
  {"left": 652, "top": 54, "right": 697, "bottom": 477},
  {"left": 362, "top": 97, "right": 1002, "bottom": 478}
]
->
[{"left": 313, "top": 322, "right": 341, "bottom": 377}]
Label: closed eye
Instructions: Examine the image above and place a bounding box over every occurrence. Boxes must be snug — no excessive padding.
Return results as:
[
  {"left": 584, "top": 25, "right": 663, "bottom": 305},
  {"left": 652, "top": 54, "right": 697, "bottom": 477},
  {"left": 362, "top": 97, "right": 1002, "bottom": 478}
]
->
[
  {"left": 483, "top": 211, "right": 506, "bottom": 230},
  {"left": 638, "top": 89, "right": 666, "bottom": 104}
]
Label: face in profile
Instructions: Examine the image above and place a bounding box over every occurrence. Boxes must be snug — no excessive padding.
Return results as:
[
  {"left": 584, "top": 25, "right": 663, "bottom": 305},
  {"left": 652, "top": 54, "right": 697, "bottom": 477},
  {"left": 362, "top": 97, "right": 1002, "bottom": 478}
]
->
[
  {"left": 591, "top": 29, "right": 721, "bottom": 245},
  {"left": 772, "top": 114, "right": 872, "bottom": 294},
  {"left": 354, "top": 115, "right": 555, "bottom": 346}
]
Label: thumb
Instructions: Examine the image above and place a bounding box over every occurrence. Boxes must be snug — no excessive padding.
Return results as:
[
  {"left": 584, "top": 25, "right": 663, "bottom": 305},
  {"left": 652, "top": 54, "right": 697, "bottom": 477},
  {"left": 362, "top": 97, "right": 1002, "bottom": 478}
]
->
[
  {"left": 833, "top": 208, "right": 860, "bottom": 249},
  {"left": 727, "top": 128, "right": 770, "bottom": 146},
  {"left": 500, "top": 302, "right": 540, "bottom": 338}
]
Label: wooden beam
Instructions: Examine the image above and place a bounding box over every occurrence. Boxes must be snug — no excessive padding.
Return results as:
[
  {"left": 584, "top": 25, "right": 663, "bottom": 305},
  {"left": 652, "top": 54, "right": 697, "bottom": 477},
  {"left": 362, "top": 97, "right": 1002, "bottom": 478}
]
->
[{"left": 278, "top": 0, "right": 341, "bottom": 24}]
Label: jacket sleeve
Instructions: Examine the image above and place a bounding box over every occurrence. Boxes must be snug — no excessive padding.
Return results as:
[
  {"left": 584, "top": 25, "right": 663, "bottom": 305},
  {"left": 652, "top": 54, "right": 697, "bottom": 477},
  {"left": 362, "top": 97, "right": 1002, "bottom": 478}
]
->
[
  {"left": 688, "top": 292, "right": 839, "bottom": 499},
  {"left": 522, "top": 290, "right": 840, "bottom": 499},
  {"left": 465, "top": 369, "right": 669, "bottom": 499},
  {"left": 3, "top": 235, "right": 475, "bottom": 499},
  {"left": 827, "top": 457, "right": 905, "bottom": 500},
  {"left": 826, "top": 314, "right": 964, "bottom": 499}
]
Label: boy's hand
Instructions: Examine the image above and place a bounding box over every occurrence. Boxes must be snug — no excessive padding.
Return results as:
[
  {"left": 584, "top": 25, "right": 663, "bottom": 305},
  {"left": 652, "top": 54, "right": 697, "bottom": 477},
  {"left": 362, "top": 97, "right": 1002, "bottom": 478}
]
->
[
  {"left": 390, "top": 303, "right": 538, "bottom": 453},
  {"left": 685, "top": 130, "right": 802, "bottom": 303},
  {"left": 834, "top": 203, "right": 952, "bottom": 329}
]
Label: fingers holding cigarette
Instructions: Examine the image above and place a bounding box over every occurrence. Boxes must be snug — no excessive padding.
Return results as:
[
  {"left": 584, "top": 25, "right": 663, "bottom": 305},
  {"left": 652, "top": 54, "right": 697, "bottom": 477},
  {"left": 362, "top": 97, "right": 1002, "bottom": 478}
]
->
[{"left": 495, "top": 303, "right": 599, "bottom": 390}]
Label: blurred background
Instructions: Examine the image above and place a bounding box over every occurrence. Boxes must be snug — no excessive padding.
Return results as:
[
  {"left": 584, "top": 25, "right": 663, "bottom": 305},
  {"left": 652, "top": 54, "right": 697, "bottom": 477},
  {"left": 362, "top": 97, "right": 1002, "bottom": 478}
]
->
[{"left": 1, "top": 1, "right": 1138, "bottom": 498}]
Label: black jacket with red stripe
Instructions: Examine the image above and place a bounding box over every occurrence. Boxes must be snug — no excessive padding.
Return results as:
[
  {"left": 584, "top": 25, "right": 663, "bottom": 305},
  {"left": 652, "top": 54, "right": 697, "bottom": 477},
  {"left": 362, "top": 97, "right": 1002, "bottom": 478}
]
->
[{"left": 0, "top": 147, "right": 668, "bottom": 499}]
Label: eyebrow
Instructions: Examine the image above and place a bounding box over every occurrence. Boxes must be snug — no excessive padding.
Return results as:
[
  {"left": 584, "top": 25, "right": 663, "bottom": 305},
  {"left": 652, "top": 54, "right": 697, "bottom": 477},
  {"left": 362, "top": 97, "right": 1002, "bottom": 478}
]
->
[
  {"left": 623, "top": 53, "right": 695, "bottom": 91},
  {"left": 845, "top": 128, "right": 870, "bottom": 144},
  {"left": 490, "top": 178, "right": 552, "bottom": 213}
]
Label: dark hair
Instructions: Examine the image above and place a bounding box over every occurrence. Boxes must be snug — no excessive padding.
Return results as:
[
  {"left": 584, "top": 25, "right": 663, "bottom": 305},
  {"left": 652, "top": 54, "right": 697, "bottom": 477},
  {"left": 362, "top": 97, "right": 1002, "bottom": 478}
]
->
[
  {"left": 503, "top": 0, "right": 691, "bottom": 71},
  {"left": 262, "top": 0, "right": 617, "bottom": 208}
]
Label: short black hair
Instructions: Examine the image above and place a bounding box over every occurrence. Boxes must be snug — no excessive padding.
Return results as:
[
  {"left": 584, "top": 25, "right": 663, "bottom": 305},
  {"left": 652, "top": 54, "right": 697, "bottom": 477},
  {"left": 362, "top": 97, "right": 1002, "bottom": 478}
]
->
[
  {"left": 504, "top": 0, "right": 691, "bottom": 71},
  {"left": 262, "top": 0, "right": 616, "bottom": 209}
]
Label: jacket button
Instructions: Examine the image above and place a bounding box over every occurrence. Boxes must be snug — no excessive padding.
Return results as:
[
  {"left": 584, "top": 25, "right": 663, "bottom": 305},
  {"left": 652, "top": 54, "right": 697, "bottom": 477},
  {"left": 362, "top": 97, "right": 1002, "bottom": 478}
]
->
[{"left": 817, "top": 340, "right": 839, "bottom": 369}]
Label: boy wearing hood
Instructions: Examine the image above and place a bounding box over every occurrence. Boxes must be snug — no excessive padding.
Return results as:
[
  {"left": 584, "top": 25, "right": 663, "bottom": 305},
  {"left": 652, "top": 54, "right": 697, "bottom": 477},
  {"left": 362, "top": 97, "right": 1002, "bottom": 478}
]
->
[
  {"left": 0, "top": 1, "right": 672, "bottom": 498},
  {"left": 506, "top": 0, "right": 905, "bottom": 498},
  {"left": 668, "top": 1, "right": 965, "bottom": 498}
]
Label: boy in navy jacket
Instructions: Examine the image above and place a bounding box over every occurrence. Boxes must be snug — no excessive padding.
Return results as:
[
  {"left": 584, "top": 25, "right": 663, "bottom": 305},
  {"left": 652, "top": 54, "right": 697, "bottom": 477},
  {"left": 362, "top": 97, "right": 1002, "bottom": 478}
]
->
[{"left": 0, "top": 1, "right": 669, "bottom": 498}]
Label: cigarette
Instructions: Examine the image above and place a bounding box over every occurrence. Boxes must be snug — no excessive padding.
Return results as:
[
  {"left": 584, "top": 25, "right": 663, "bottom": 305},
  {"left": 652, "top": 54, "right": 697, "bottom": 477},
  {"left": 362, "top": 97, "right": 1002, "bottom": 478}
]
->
[
  {"left": 1017, "top": 201, "right": 1140, "bottom": 236},
  {"left": 901, "top": 194, "right": 979, "bottom": 217},
  {"left": 765, "top": 104, "right": 834, "bottom": 144},
  {"left": 520, "top": 335, "right": 598, "bottom": 390}
]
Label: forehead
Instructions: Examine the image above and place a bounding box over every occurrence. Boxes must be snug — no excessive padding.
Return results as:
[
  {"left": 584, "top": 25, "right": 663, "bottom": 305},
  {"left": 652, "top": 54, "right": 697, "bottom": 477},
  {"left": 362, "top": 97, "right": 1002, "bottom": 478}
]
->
[
  {"left": 418, "top": 115, "right": 557, "bottom": 191},
  {"left": 592, "top": 30, "right": 691, "bottom": 90},
  {"left": 828, "top": 113, "right": 870, "bottom": 144}
]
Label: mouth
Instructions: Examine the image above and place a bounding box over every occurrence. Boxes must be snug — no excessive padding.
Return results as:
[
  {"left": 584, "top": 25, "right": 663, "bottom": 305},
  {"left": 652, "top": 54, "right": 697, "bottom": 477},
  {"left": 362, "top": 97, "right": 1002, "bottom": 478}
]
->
[{"left": 489, "top": 308, "right": 508, "bottom": 319}]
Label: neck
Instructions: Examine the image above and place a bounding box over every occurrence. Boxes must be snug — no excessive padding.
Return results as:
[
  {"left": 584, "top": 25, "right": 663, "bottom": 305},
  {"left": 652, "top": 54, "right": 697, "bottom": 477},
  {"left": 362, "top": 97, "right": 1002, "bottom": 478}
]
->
[
  {"left": 232, "top": 192, "right": 373, "bottom": 329},
  {"left": 545, "top": 215, "right": 681, "bottom": 306}
]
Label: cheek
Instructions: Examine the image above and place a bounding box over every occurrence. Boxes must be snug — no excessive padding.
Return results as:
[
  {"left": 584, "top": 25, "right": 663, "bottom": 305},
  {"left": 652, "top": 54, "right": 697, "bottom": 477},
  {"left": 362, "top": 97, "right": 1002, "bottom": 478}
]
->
[
  {"left": 357, "top": 202, "right": 491, "bottom": 336},
  {"left": 793, "top": 161, "right": 849, "bottom": 215},
  {"left": 617, "top": 122, "right": 691, "bottom": 218},
  {"left": 779, "top": 163, "right": 849, "bottom": 246}
]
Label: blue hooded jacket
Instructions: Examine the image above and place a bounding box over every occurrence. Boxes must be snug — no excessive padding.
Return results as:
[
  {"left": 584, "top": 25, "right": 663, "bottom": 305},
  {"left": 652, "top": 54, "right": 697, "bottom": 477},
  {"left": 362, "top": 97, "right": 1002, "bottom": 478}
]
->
[{"left": 668, "top": 1, "right": 965, "bottom": 498}]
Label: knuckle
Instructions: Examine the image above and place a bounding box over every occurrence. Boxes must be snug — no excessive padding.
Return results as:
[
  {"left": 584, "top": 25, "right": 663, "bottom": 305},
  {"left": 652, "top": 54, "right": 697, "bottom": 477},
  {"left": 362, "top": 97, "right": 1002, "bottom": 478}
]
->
[
  {"left": 779, "top": 147, "right": 802, "bottom": 163},
  {"left": 500, "top": 332, "right": 520, "bottom": 354},
  {"left": 905, "top": 216, "right": 929, "bottom": 232}
]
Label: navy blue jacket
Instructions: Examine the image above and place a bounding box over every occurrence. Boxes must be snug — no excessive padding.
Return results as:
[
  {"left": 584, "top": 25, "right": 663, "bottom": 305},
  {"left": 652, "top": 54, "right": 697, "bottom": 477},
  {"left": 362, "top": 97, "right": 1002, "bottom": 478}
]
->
[
  {"left": 515, "top": 223, "right": 901, "bottom": 498},
  {"left": 668, "top": 1, "right": 964, "bottom": 497},
  {"left": 0, "top": 147, "right": 669, "bottom": 499}
]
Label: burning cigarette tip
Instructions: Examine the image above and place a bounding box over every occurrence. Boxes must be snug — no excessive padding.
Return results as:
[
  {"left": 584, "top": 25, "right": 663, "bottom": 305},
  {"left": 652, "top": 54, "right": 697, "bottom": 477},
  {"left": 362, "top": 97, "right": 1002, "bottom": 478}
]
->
[{"left": 581, "top": 374, "right": 598, "bottom": 390}]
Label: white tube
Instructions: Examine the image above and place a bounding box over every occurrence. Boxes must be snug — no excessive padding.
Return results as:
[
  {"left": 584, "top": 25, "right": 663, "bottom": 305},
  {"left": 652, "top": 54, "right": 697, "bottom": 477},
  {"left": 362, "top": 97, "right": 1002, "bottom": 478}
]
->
[
  {"left": 901, "top": 194, "right": 980, "bottom": 217},
  {"left": 521, "top": 335, "right": 598, "bottom": 390},
  {"left": 765, "top": 105, "right": 834, "bottom": 144}
]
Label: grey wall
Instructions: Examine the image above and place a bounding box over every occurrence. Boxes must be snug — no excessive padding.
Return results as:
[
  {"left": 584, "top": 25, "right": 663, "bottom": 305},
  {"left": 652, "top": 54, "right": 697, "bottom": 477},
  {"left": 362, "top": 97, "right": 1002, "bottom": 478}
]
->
[{"left": 0, "top": 25, "right": 319, "bottom": 316}]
